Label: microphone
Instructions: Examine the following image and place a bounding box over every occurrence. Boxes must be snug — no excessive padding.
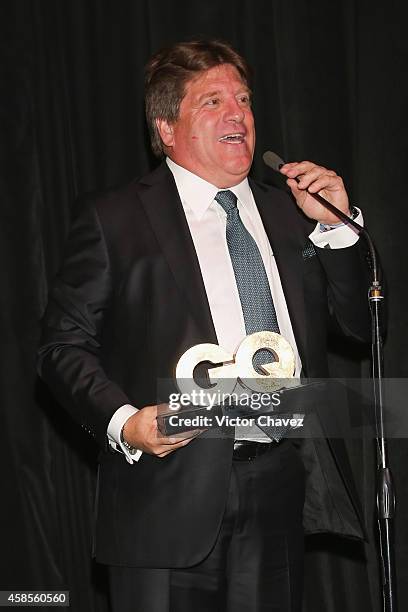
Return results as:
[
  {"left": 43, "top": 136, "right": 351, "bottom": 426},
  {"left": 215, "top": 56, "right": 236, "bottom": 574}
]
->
[
  {"left": 262, "top": 150, "right": 380, "bottom": 284},
  {"left": 262, "top": 151, "right": 286, "bottom": 172},
  {"left": 263, "top": 150, "right": 363, "bottom": 233}
]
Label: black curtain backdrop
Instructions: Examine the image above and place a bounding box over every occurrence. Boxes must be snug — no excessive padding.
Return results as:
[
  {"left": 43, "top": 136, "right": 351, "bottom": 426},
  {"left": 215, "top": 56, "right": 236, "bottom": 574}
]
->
[{"left": 1, "top": 1, "right": 407, "bottom": 610}]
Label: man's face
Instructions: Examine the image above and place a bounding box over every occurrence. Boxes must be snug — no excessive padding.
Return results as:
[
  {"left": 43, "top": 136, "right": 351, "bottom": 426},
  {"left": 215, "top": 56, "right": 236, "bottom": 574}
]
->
[{"left": 157, "top": 64, "right": 255, "bottom": 188}]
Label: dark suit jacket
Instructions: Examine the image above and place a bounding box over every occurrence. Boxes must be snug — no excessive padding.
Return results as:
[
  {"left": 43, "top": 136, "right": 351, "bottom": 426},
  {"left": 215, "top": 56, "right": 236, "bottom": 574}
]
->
[{"left": 38, "top": 162, "right": 371, "bottom": 567}]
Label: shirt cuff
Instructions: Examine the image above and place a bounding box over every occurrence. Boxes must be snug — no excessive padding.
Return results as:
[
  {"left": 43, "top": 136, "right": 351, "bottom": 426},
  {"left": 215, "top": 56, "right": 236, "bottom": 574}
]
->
[
  {"left": 107, "top": 404, "right": 143, "bottom": 464},
  {"left": 309, "top": 207, "right": 363, "bottom": 249}
]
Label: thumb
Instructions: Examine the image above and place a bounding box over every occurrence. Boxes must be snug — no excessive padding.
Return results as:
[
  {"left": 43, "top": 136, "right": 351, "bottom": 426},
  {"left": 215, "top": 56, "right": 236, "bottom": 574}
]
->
[{"left": 286, "top": 178, "right": 306, "bottom": 203}]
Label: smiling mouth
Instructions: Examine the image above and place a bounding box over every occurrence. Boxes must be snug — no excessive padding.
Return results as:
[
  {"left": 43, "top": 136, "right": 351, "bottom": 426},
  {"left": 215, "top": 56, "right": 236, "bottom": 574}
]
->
[{"left": 218, "top": 133, "right": 246, "bottom": 144}]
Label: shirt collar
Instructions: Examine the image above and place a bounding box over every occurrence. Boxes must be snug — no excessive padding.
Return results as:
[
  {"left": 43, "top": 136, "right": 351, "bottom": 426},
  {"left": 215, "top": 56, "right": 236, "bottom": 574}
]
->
[{"left": 166, "top": 157, "right": 252, "bottom": 220}]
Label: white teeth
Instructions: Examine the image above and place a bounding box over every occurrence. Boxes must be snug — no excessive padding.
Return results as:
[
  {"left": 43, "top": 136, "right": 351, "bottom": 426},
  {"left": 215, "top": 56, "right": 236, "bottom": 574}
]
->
[{"left": 219, "top": 134, "right": 245, "bottom": 142}]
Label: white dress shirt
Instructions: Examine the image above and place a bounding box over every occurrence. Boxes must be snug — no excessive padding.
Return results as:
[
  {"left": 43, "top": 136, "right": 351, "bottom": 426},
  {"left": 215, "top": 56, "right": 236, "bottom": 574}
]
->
[{"left": 108, "top": 158, "right": 363, "bottom": 463}]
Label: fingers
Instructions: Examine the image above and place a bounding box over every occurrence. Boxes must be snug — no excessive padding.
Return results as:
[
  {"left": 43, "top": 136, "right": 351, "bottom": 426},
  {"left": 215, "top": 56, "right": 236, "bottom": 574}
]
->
[
  {"left": 280, "top": 160, "right": 323, "bottom": 177},
  {"left": 296, "top": 167, "right": 342, "bottom": 195},
  {"left": 153, "top": 431, "right": 202, "bottom": 458},
  {"left": 123, "top": 404, "right": 204, "bottom": 458},
  {"left": 279, "top": 160, "right": 350, "bottom": 223},
  {"left": 280, "top": 161, "right": 343, "bottom": 194},
  {"left": 305, "top": 173, "right": 343, "bottom": 194},
  {"left": 155, "top": 428, "right": 201, "bottom": 446}
]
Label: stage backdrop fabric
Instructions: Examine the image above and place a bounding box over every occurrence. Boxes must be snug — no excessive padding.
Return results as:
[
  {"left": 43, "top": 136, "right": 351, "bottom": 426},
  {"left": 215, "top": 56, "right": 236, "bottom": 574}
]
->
[{"left": 1, "top": 1, "right": 407, "bottom": 610}]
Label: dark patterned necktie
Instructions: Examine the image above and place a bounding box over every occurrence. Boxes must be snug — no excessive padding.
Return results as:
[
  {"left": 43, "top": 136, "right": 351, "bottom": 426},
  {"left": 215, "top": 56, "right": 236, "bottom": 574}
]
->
[
  {"left": 215, "top": 190, "right": 287, "bottom": 441},
  {"left": 215, "top": 190, "right": 280, "bottom": 338}
]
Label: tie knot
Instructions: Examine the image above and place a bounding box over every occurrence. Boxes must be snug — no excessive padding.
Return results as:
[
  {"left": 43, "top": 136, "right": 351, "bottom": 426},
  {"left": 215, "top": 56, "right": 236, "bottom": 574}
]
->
[{"left": 215, "top": 190, "right": 237, "bottom": 214}]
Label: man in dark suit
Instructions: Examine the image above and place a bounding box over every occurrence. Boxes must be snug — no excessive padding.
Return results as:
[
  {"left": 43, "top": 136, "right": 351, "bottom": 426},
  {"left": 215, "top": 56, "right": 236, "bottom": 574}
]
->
[{"left": 38, "top": 40, "right": 370, "bottom": 611}]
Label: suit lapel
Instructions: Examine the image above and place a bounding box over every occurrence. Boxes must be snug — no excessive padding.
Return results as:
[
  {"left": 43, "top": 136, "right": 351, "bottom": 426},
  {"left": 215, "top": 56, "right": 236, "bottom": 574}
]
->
[
  {"left": 137, "top": 165, "right": 309, "bottom": 364},
  {"left": 249, "top": 179, "right": 309, "bottom": 371},
  {"left": 138, "top": 163, "right": 217, "bottom": 343}
]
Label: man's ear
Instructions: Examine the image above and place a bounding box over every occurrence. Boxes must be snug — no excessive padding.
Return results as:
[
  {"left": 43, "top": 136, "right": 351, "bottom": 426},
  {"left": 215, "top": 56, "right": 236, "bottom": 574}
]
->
[{"left": 156, "top": 118, "right": 175, "bottom": 148}]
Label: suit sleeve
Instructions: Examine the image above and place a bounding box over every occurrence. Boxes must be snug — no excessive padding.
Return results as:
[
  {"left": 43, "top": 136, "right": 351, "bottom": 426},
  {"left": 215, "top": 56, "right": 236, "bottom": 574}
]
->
[
  {"left": 315, "top": 240, "right": 372, "bottom": 343},
  {"left": 37, "top": 204, "right": 130, "bottom": 448}
]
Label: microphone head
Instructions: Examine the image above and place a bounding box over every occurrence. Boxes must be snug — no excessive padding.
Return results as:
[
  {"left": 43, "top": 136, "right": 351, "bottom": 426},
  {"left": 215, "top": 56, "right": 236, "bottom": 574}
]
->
[{"left": 263, "top": 151, "right": 285, "bottom": 171}]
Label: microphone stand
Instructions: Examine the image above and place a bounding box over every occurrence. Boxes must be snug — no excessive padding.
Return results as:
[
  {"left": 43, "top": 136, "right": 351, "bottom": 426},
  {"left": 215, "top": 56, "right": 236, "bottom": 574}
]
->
[
  {"left": 310, "top": 191, "right": 396, "bottom": 612},
  {"left": 263, "top": 153, "right": 397, "bottom": 611}
]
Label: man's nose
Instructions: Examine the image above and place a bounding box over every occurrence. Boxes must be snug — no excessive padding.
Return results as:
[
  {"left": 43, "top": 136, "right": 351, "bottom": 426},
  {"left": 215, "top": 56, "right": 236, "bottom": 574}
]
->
[{"left": 224, "top": 99, "right": 245, "bottom": 123}]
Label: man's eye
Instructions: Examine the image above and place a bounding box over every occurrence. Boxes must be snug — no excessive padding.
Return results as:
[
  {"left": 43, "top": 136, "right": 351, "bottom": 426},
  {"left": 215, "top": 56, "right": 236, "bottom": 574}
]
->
[
  {"left": 239, "top": 95, "right": 251, "bottom": 105},
  {"left": 205, "top": 98, "right": 219, "bottom": 106}
]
